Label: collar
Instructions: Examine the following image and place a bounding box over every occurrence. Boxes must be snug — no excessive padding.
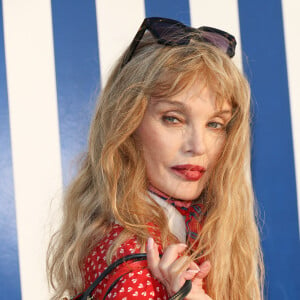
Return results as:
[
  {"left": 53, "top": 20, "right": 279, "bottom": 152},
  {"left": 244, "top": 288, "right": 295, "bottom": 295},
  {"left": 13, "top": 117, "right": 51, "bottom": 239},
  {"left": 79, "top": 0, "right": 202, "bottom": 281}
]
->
[{"left": 148, "top": 191, "right": 186, "bottom": 243}]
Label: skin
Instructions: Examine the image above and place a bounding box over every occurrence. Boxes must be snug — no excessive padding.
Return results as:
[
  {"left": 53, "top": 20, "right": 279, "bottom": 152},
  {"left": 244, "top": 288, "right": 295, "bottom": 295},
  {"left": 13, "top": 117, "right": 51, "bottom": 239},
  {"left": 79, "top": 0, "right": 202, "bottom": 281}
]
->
[
  {"left": 147, "top": 237, "right": 212, "bottom": 300},
  {"left": 135, "top": 80, "right": 232, "bottom": 201},
  {"left": 135, "top": 79, "right": 232, "bottom": 299}
]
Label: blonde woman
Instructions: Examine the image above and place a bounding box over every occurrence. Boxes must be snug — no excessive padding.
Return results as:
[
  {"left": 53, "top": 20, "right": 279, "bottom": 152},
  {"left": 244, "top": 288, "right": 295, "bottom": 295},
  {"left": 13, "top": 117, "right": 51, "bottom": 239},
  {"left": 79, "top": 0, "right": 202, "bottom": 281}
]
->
[{"left": 47, "top": 17, "right": 264, "bottom": 300}]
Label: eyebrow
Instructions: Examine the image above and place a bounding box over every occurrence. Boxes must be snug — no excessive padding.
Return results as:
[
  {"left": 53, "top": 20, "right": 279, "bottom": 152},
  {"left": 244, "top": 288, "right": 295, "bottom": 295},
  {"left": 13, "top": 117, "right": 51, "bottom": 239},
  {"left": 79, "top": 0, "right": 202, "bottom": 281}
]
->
[
  {"left": 152, "top": 99, "right": 232, "bottom": 116},
  {"left": 212, "top": 110, "right": 232, "bottom": 117},
  {"left": 151, "top": 99, "right": 188, "bottom": 111}
]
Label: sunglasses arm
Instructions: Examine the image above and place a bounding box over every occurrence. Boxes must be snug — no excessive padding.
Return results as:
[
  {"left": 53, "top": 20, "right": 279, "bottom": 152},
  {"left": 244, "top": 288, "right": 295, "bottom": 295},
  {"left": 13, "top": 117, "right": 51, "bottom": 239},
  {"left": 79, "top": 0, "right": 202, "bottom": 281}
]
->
[{"left": 121, "top": 21, "right": 147, "bottom": 68}]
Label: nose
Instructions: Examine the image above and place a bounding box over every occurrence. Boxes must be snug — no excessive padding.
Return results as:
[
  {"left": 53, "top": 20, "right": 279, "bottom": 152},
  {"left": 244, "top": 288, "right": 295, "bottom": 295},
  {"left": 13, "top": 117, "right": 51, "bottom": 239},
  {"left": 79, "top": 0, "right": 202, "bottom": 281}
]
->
[{"left": 183, "top": 125, "right": 207, "bottom": 156}]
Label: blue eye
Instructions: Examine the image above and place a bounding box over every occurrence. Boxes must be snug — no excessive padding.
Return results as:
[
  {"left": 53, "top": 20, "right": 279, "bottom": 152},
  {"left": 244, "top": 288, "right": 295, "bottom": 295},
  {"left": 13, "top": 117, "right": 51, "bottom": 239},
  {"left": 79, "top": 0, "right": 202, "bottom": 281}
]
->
[
  {"left": 162, "top": 115, "right": 181, "bottom": 124},
  {"left": 208, "top": 121, "right": 224, "bottom": 129}
]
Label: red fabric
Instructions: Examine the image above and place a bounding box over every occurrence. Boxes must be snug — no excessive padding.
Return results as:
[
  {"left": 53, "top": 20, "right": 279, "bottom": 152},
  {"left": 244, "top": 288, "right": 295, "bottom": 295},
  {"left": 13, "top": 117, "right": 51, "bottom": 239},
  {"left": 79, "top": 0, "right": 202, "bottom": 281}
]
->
[
  {"left": 83, "top": 224, "right": 168, "bottom": 299},
  {"left": 148, "top": 186, "right": 205, "bottom": 248},
  {"left": 102, "top": 260, "right": 148, "bottom": 297}
]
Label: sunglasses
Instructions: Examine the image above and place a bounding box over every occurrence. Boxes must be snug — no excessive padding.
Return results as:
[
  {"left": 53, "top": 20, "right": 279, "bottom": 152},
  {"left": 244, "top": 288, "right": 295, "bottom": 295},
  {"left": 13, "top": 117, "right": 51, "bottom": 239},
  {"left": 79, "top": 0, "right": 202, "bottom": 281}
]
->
[{"left": 121, "top": 17, "right": 237, "bottom": 68}]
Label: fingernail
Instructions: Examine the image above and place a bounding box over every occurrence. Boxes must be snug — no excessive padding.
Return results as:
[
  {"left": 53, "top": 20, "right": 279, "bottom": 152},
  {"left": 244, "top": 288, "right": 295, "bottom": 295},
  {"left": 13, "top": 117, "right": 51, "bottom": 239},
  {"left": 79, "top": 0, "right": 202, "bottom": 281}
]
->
[
  {"left": 187, "top": 269, "right": 199, "bottom": 274},
  {"left": 147, "top": 237, "right": 154, "bottom": 251},
  {"left": 195, "top": 265, "right": 201, "bottom": 271}
]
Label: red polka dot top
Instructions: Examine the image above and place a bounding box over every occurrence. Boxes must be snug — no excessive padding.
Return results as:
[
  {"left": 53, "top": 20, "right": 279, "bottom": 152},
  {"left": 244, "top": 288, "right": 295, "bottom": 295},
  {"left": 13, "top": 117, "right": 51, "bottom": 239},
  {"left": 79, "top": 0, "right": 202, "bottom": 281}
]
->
[{"left": 83, "top": 223, "right": 168, "bottom": 300}]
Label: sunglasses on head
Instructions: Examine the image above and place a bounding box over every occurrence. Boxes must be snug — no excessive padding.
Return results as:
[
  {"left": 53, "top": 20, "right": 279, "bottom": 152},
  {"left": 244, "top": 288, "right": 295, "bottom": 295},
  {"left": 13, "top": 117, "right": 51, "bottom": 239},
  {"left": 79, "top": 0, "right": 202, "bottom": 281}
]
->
[{"left": 121, "top": 17, "right": 237, "bottom": 68}]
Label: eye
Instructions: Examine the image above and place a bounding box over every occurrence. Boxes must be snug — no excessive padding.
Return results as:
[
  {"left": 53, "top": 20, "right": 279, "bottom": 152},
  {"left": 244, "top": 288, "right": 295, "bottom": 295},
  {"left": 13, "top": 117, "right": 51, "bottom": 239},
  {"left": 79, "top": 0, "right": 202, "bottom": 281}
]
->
[
  {"left": 162, "top": 115, "right": 182, "bottom": 124},
  {"left": 207, "top": 121, "right": 224, "bottom": 129}
]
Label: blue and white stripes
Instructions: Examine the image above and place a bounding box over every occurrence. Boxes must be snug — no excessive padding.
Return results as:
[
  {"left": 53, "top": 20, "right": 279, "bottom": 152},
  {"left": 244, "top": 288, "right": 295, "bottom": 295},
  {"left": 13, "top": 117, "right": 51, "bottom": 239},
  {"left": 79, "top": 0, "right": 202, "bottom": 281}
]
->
[
  {"left": 239, "top": 2, "right": 299, "bottom": 298},
  {"left": 0, "top": 1, "right": 299, "bottom": 299}
]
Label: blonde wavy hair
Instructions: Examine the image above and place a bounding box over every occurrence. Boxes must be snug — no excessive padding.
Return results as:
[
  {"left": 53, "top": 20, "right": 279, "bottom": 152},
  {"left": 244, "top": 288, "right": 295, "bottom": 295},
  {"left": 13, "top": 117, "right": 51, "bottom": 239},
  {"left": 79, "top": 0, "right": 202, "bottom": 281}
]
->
[{"left": 47, "top": 33, "right": 264, "bottom": 299}]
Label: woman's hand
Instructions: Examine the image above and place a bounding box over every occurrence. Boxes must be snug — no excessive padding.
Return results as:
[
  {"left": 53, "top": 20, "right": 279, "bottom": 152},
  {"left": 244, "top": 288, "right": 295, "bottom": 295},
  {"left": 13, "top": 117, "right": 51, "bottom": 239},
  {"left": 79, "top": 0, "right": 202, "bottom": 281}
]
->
[{"left": 147, "top": 237, "right": 212, "bottom": 300}]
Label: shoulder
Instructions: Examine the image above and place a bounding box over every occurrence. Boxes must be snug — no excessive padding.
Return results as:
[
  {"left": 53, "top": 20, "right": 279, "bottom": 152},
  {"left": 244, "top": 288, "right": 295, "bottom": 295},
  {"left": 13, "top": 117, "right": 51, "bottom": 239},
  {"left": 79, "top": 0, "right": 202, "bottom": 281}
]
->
[
  {"left": 104, "top": 267, "right": 168, "bottom": 300},
  {"left": 83, "top": 224, "right": 168, "bottom": 299},
  {"left": 84, "top": 224, "right": 137, "bottom": 285}
]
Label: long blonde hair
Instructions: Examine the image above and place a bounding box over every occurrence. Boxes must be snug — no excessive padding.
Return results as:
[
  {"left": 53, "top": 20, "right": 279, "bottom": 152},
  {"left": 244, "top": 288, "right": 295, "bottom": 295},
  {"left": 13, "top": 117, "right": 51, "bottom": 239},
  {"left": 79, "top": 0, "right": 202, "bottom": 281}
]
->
[{"left": 47, "top": 33, "right": 264, "bottom": 299}]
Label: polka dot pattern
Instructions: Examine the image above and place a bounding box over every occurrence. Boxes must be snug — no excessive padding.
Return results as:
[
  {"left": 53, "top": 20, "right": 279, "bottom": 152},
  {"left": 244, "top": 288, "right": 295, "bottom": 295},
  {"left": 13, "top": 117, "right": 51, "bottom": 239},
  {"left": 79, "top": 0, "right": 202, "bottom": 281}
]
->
[{"left": 83, "top": 224, "right": 168, "bottom": 299}]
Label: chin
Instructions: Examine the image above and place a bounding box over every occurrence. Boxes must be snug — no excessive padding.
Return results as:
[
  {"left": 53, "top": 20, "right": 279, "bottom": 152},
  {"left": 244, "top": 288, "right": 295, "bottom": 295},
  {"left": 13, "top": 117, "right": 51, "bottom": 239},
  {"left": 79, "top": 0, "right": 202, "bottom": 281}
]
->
[
  {"left": 169, "top": 189, "right": 202, "bottom": 201},
  {"left": 150, "top": 178, "right": 204, "bottom": 201}
]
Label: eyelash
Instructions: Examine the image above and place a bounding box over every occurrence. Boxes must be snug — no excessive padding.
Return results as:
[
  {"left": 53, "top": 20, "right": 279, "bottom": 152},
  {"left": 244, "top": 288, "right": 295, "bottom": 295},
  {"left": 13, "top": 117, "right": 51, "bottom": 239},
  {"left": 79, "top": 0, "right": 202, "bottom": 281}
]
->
[
  {"left": 162, "top": 115, "right": 183, "bottom": 125},
  {"left": 162, "top": 115, "right": 227, "bottom": 130},
  {"left": 207, "top": 121, "right": 225, "bottom": 130}
]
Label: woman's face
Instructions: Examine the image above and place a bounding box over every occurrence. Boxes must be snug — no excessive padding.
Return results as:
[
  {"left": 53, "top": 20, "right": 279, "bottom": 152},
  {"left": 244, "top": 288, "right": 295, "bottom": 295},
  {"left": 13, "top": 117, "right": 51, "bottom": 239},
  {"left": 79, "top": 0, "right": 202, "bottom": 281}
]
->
[{"left": 135, "top": 79, "right": 232, "bottom": 201}]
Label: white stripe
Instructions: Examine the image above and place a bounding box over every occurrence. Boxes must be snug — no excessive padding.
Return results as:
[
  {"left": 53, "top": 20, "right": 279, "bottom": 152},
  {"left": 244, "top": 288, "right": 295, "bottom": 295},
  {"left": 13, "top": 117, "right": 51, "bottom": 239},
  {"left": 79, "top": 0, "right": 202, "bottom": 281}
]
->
[
  {"left": 189, "top": 0, "right": 243, "bottom": 70},
  {"left": 2, "top": 1, "right": 63, "bottom": 299},
  {"left": 282, "top": 0, "right": 300, "bottom": 235},
  {"left": 95, "top": 0, "right": 145, "bottom": 86}
]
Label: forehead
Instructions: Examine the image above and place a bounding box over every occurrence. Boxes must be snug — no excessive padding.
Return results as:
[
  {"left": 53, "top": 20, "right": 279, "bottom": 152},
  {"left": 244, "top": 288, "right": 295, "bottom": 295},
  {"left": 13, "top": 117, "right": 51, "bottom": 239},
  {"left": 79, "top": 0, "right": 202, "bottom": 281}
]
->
[
  {"left": 150, "top": 78, "right": 232, "bottom": 112},
  {"left": 150, "top": 66, "right": 234, "bottom": 110}
]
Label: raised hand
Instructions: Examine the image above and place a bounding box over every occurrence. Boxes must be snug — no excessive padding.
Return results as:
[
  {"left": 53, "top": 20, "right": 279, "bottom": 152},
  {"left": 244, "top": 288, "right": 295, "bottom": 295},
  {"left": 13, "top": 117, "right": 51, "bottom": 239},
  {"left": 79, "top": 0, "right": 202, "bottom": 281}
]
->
[{"left": 146, "top": 237, "right": 212, "bottom": 300}]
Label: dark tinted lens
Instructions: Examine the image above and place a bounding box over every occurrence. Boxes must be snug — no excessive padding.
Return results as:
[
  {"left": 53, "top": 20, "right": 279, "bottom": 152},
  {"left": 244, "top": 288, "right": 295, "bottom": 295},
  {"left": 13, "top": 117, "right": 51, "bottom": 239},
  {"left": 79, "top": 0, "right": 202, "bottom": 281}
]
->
[
  {"left": 151, "top": 21, "right": 190, "bottom": 45},
  {"left": 200, "top": 31, "right": 230, "bottom": 54}
]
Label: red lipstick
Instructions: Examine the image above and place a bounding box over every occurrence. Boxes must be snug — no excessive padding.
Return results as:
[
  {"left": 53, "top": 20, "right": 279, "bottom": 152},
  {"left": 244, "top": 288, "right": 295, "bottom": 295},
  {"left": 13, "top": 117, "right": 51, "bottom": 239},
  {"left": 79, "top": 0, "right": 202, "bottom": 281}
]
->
[{"left": 171, "top": 164, "right": 206, "bottom": 181}]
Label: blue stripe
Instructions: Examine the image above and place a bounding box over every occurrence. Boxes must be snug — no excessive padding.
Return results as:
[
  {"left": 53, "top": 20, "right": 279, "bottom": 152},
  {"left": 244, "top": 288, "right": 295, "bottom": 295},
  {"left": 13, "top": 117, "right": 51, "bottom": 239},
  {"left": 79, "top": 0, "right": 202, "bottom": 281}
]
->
[
  {"left": 238, "top": 1, "right": 300, "bottom": 299},
  {"left": 0, "top": 1, "right": 21, "bottom": 298},
  {"left": 51, "top": 0, "right": 100, "bottom": 184},
  {"left": 144, "top": 0, "right": 191, "bottom": 25}
]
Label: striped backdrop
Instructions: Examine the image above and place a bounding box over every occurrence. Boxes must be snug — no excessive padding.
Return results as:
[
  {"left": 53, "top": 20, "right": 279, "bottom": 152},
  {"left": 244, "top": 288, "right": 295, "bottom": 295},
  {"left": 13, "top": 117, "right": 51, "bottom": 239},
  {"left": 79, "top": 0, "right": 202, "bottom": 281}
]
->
[{"left": 0, "top": 1, "right": 299, "bottom": 299}]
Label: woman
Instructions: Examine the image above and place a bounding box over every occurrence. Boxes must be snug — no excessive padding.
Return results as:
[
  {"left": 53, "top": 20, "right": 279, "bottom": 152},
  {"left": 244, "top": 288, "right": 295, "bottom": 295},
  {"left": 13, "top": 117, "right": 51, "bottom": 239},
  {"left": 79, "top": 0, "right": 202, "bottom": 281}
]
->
[{"left": 47, "top": 17, "right": 264, "bottom": 299}]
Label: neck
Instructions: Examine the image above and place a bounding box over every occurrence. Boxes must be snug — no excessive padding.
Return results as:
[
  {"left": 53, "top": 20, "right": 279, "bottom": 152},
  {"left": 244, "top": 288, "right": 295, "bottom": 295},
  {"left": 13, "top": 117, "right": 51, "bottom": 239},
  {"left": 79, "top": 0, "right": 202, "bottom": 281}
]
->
[{"left": 148, "top": 185, "right": 194, "bottom": 208}]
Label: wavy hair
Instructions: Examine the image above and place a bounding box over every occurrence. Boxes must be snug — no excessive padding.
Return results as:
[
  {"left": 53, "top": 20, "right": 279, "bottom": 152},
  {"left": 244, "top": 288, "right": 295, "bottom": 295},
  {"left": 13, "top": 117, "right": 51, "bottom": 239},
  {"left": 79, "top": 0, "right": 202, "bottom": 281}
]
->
[{"left": 47, "top": 33, "right": 264, "bottom": 299}]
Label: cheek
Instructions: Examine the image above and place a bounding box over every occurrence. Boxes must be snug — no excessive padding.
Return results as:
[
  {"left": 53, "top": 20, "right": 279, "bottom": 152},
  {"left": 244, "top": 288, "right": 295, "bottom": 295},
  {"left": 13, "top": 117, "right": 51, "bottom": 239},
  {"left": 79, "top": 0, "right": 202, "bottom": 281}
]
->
[
  {"left": 208, "top": 134, "right": 226, "bottom": 162},
  {"left": 140, "top": 130, "right": 171, "bottom": 165},
  {"left": 135, "top": 123, "right": 163, "bottom": 165},
  {"left": 136, "top": 123, "right": 181, "bottom": 175}
]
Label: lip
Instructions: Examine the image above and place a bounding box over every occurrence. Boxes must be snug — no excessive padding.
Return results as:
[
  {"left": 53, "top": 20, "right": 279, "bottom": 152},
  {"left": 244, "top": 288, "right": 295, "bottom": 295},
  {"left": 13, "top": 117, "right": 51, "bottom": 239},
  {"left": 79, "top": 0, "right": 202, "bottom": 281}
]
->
[{"left": 171, "top": 164, "right": 206, "bottom": 181}]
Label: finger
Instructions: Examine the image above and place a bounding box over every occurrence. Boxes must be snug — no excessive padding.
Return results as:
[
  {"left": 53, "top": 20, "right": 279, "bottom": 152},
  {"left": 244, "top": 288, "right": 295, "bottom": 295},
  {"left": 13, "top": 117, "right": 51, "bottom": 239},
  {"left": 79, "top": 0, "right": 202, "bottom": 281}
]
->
[
  {"left": 159, "top": 243, "right": 187, "bottom": 276},
  {"left": 178, "top": 260, "right": 201, "bottom": 283},
  {"left": 182, "top": 270, "right": 199, "bottom": 283},
  {"left": 147, "top": 237, "right": 161, "bottom": 278},
  {"left": 195, "top": 260, "right": 211, "bottom": 280},
  {"left": 183, "top": 266, "right": 200, "bottom": 279},
  {"left": 187, "top": 261, "right": 200, "bottom": 272},
  {"left": 166, "top": 255, "right": 199, "bottom": 276},
  {"left": 185, "top": 267, "right": 200, "bottom": 280},
  {"left": 164, "top": 255, "right": 197, "bottom": 291}
]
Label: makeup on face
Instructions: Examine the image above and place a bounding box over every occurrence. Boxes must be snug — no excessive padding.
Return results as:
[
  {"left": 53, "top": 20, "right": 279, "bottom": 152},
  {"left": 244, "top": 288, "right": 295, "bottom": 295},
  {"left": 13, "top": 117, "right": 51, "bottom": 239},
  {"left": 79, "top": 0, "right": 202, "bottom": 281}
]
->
[
  {"left": 135, "top": 79, "right": 232, "bottom": 201},
  {"left": 171, "top": 164, "right": 206, "bottom": 181}
]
